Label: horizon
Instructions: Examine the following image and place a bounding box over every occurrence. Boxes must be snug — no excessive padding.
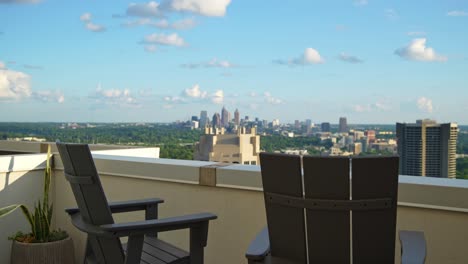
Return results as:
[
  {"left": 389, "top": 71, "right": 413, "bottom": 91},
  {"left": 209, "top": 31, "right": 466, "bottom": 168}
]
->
[
  {"left": 1, "top": 121, "right": 467, "bottom": 127},
  {"left": 1, "top": 1, "right": 467, "bottom": 124}
]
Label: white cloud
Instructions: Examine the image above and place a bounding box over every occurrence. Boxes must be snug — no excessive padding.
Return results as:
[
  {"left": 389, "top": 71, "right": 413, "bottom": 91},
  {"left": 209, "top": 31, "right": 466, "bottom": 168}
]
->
[
  {"left": 80, "top": 13, "right": 106, "bottom": 32},
  {"left": 353, "top": 104, "right": 371, "bottom": 112},
  {"left": 211, "top": 90, "right": 224, "bottom": 104},
  {"left": 395, "top": 38, "right": 447, "bottom": 62},
  {"left": 144, "top": 45, "right": 157, "bottom": 53},
  {"left": 353, "top": 0, "right": 368, "bottom": 6},
  {"left": 303, "top": 48, "right": 323, "bottom": 64},
  {"left": 274, "top": 48, "right": 324, "bottom": 66},
  {"left": 165, "top": 84, "right": 224, "bottom": 105},
  {"left": 183, "top": 84, "right": 207, "bottom": 98},
  {"left": 164, "top": 0, "right": 231, "bottom": 17},
  {"left": 0, "top": 68, "right": 32, "bottom": 100},
  {"left": 171, "top": 17, "right": 197, "bottom": 30},
  {"left": 264, "top": 92, "right": 283, "bottom": 105},
  {"left": 123, "top": 17, "right": 196, "bottom": 30},
  {"left": 385, "top": 8, "right": 398, "bottom": 20},
  {"left": 0, "top": 61, "right": 5, "bottom": 69},
  {"left": 417, "top": 97, "right": 433, "bottom": 113},
  {"left": 142, "top": 33, "right": 187, "bottom": 47},
  {"left": 85, "top": 22, "right": 106, "bottom": 32},
  {"left": 164, "top": 95, "right": 185, "bottom": 103},
  {"left": 126, "top": 0, "right": 231, "bottom": 17},
  {"left": 338, "top": 53, "right": 363, "bottom": 63},
  {"left": 127, "top": 1, "right": 162, "bottom": 17},
  {"left": 33, "top": 90, "right": 65, "bottom": 103},
  {"left": 352, "top": 101, "right": 391, "bottom": 112},
  {"left": 80, "top": 12, "right": 92, "bottom": 22},
  {"left": 447, "top": 10, "right": 468, "bottom": 17},
  {"left": 91, "top": 85, "right": 139, "bottom": 107},
  {"left": 181, "top": 58, "right": 235, "bottom": 69},
  {"left": 0, "top": 0, "right": 40, "bottom": 4}
]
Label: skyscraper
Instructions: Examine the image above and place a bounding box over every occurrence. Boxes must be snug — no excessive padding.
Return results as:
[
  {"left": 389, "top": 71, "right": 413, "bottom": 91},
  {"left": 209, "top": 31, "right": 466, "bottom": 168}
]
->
[
  {"left": 339, "top": 117, "right": 348, "bottom": 133},
  {"left": 396, "top": 119, "right": 458, "bottom": 178},
  {"left": 200, "top": 110, "right": 208, "bottom": 128},
  {"left": 321, "top": 122, "right": 331, "bottom": 132},
  {"left": 212, "top": 113, "right": 221, "bottom": 129},
  {"left": 234, "top": 109, "right": 240, "bottom": 126},
  {"left": 221, "top": 106, "right": 230, "bottom": 127}
]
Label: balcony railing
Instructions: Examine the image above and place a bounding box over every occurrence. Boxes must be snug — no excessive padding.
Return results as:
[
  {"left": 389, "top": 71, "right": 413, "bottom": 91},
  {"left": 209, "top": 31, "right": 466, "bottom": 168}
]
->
[{"left": 1, "top": 141, "right": 468, "bottom": 264}]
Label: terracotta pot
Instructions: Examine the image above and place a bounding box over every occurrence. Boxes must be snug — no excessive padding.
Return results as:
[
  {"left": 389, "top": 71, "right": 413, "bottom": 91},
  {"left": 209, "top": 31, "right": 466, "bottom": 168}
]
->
[{"left": 10, "top": 237, "right": 75, "bottom": 264}]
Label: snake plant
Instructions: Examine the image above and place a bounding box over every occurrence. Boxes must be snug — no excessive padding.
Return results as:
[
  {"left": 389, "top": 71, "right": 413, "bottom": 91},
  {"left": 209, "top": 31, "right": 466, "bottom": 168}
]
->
[{"left": 0, "top": 145, "right": 67, "bottom": 243}]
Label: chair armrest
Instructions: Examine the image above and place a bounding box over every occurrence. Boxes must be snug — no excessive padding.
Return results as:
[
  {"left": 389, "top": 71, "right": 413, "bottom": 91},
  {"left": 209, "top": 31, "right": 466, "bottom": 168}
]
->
[
  {"left": 399, "top": 230, "right": 426, "bottom": 264},
  {"left": 246, "top": 227, "right": 270, "bottom": 261},
  {"left": 68, "top": 212, "right": 114, "bottom": 237},
  {"left": 100, "top": 212, "right": 217, "bottom": 236},
  {"left": 65, "top": 198, "right": 164, "bottom": 215}
]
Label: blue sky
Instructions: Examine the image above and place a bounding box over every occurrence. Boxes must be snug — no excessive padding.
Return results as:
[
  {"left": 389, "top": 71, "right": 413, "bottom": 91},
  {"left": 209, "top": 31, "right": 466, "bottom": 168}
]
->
[{"left": 1, "top": 0, "right": 467, "bottom": 124}]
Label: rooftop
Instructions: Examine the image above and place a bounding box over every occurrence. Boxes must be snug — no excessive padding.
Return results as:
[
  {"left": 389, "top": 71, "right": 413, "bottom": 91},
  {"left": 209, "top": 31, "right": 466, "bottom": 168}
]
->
[{"left": 1, "top": 140, "right": 468, "bottom": 263}]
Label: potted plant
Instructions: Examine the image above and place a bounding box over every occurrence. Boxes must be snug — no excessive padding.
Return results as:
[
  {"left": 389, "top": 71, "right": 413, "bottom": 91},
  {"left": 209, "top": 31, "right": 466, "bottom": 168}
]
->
[{"left": 0, "top": 145, "right": 75, "bottom": 264}]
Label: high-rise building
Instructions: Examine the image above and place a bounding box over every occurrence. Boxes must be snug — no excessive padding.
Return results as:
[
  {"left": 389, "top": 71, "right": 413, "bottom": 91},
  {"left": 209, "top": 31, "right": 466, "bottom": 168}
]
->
[
  {"left": 272, "top": 119, "right": 280, "bottom": 127},
  {"left": 396, "top": 119, "right": 458, "bottom": 178},
  {"left": 234, "top": 109, "right": 240, "bottom": 126},
  {"left": 294, "top": 120, "right": 301, "bottom": 130},
  {"left": 349, "top": 142, "right": 362, "bottom": 155},
  {"left": 200, "top": 110, "right": 208, "bottom": 128},
  {"left": 339, "top": 117, "right": 348, "bottom": 133},
  {"left": 365, "top": 130, "right": 376, "bottom": 142},
  {"left": 221, "top": 106, "right": 230, "bottom": 127},
  {"left": 321, "top": 122, "right": 331, "bottom": 132},
  {"left": 212, "top": 113, "right": 221, "bottom": 129},
  {"left": 194, "top": 127, "right": 260, "bottom": 165}
]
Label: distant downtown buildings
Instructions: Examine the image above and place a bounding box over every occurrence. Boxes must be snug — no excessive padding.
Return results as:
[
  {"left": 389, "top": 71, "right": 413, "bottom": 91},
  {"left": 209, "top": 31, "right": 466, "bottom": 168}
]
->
[
  {"left": 193, "top": 109, "right": 459, "bottom": 179},
  {"left": 397, "top": 119, "right": 458, "bottom": 178}
]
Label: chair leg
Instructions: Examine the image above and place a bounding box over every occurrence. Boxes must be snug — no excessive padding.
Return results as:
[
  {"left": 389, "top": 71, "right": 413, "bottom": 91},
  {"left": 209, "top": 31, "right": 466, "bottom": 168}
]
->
[
  {"left": 145, "top": 204, "right": 159, "bottom": 238},
  {"left": 84, "top": 238, "right": 93, "bottom": 264},
  {"left": 190, "top": 222, "right": 209, "bottom": 264},
  {"left": 125, "top": 234, "right": 145, "bottom": 264}
]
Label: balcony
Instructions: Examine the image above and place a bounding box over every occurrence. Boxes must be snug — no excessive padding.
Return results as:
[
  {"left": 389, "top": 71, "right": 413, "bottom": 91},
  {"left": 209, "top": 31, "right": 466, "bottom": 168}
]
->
[{"left": 1, "top": 141, "right": 468, "bottom": 264}]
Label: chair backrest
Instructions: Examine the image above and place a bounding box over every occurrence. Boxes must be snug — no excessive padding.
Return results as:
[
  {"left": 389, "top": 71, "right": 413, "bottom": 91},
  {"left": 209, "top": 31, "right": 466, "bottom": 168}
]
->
[
  {"left": 57, "top": 143, "right": 124, "bottom": 264},
  {"left": 260, "top": 153, "right": 399, "bottom": 264}
]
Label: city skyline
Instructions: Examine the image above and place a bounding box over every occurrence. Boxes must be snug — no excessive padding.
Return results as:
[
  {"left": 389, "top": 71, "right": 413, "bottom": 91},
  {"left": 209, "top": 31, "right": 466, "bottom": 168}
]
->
[{"left": 1, "top": 1, "right": 467, "bottom": 124}]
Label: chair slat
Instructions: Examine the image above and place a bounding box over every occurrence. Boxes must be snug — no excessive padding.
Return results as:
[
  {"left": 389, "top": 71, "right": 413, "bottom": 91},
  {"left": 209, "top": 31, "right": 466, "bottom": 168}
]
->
[
  {"left": 303, "top": 156, "right": 351, "bottom": 263},
  {"left": 352, "top": 156, "right": 399, "bottom": 264},
  {"left": 260, "top": 153, "right": 306, "bottom": 263}
]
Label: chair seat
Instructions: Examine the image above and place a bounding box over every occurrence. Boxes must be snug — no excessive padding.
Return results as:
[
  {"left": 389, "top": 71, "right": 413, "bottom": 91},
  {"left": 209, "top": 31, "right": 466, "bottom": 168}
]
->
[{"left": 123, "top": 236, "right": 189, "bottom": 264}]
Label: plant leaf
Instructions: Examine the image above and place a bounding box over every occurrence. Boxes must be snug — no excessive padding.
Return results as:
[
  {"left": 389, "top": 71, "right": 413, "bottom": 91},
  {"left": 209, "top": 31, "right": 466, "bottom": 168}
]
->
[{"left": 0, "top": 204, "right": 23, "bottom": 218}]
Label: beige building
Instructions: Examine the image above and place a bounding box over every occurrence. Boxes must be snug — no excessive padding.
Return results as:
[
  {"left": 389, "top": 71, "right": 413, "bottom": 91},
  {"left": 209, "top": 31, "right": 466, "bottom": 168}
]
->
[{"left": 194, "top": 127, "right": 260, "bottom": 165}]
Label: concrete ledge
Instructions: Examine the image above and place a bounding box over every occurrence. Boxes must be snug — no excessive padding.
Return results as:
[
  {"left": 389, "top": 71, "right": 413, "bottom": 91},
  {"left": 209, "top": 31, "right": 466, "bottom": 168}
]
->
[
  {"left": 53, "top": 152, "right": 468, "bottom": 213},
  {"left": 0, "top": 153, "right": 48, "bottom": 173}
]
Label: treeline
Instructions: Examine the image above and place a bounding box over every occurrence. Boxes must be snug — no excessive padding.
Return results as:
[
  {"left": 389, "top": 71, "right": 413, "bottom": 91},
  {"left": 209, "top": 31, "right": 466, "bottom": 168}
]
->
[
  {"left": 457, "top": 133, "right": 468, "bottom": 154},
  {"left": 0, "top": 123, "right": 201, "bottom": 160},
  {"left": 261, "top": 135, "right": 333, "bottom": 154},
  {"left": 457, "top": 158, "right": 468, "bottom": 180}
]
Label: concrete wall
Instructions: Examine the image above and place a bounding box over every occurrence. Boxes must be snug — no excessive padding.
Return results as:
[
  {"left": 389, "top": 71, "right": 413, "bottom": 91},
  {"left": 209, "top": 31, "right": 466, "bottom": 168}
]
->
[
  {"left": 0, "top": 154, "right": 48, "bottom": 264},
  {"left": 52, "top": 154, "right": 468, "bottom": 264}
]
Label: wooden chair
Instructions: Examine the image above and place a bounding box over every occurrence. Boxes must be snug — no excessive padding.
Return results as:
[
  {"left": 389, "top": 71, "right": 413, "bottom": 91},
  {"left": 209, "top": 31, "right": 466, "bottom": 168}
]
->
[
  {"left": 246, "top": 153, "right": 426, "bottom": 264},
  {"left": 57, "top": 143, "right": 217, "bottom": 264}
]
